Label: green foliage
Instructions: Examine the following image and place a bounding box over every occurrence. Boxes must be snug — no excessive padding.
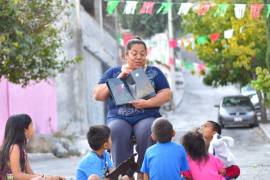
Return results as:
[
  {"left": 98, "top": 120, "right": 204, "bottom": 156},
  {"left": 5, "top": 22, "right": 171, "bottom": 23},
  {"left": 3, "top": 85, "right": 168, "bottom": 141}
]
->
[
  {"left": 181, "top": 0, "right": 267, "bottom": 87},
  {"left": 252, "top": 67, "right": 270, "bottom": 105},
  {"left": 117, "top": 0, "right": 183, "bottom": 38},
  {"left": 0, "top": 0, "right": 79, "bottom": 86}
]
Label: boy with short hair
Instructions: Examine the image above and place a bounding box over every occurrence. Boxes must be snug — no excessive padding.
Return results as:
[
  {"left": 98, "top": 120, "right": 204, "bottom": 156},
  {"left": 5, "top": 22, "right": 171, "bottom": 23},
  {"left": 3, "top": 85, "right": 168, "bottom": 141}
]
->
[
  {"left": 140, "top": 118, "right": 189, "bottom": 180},
  {"left": 201, "top": 120, "right": 240, "bottom": 180},
  {"left": 76, "top": 125, "right": 113, "bottom": 180}
]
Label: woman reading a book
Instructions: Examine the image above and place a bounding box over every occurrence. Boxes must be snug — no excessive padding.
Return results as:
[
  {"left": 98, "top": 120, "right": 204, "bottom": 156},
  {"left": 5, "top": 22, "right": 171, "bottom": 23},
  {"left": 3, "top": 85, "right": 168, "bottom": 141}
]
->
[{"left": 93, "top": 37, "right": 171, "bottom": 179}]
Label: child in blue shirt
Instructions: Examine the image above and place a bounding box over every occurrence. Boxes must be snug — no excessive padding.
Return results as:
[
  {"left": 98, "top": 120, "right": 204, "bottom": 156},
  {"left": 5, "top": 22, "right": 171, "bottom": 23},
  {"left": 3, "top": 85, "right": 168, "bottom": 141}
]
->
[
  {"left": 76, "top": 125, "right": 113, "bottom": 180},
  {"left": 140, "top": 118, "right": 190, "bottom": 180}
]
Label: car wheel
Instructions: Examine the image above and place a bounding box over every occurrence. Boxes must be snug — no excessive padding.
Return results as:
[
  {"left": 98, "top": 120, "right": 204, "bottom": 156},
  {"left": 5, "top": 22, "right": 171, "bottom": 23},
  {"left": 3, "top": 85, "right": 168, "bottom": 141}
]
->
[
  {"left": 252, "top": 121, "right": 259, "bottom": 127},
  {"left": 218, "top": 118, "right": 224, "bottom": 128},
  {"left": 220, "top": 123, "right": 225, "bottom": 128}
]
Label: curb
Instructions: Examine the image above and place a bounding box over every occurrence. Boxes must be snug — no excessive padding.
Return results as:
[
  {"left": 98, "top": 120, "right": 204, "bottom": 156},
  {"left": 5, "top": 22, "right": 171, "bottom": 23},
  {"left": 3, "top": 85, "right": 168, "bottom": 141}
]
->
[
  {"left": 258, "top": 123, "right": 270, "bottom": 142},
  {"left": 175, "top": 88, "right": 185, "bottom": 109}
]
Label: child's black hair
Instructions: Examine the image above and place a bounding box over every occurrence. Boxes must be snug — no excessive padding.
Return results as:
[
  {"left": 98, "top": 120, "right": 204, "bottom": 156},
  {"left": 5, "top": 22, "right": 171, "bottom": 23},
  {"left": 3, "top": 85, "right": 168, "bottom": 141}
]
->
[
  {"left": 151, "top": 118, "right": 174, "bottom": 143},
  {"left": 182, "top": 131, "right": 208, "bottom": 163},
  {"left": 207, "top": 120, "right": 222, "bottom": 134},
  {"left": 0, "top": 114, "right": 32, "bottom": 174},
  {"left": 87, "top": 125, "right": 111, "bottom": 151}
]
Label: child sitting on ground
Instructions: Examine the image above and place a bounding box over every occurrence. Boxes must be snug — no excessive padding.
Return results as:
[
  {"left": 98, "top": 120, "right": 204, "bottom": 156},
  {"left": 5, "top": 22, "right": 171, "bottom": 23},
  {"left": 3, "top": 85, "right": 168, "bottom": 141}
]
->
[
  {"left": 76, "top": 125, "right": 113, "bottom": 180},
  {"left": 0, "top": 114, "right": 64, "bottom": 180},
  {"left": 201, "top": 120, "right": 240, "bottom": 180},
  {"left": 140, "top": 118, "right": 189, "bottom": 180},
  {"left": 182, "top": 131, "right": 226, "bottom": 180}
]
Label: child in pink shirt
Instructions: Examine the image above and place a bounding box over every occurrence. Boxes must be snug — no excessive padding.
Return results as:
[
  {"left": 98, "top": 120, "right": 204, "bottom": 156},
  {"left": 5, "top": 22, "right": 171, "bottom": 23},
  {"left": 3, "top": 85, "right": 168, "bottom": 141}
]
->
[{"left": 182, "top": 131, "right": 225, "bottom": 180}]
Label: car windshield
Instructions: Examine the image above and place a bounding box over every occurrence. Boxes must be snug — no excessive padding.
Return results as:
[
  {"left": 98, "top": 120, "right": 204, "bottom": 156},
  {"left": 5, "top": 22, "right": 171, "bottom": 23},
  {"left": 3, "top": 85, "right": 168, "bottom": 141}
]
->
[{"left": 222, "top": 97, "right": 252, "bottom": 107}]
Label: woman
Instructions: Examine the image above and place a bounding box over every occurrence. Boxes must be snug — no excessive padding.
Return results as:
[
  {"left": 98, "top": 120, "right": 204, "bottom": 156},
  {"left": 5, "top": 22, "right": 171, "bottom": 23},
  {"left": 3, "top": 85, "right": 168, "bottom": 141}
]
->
[
  {"left": 93, "top": 37, "right": 171, "bottom": 179},
  {"left": 0, "top": 114, "right": 64, "bottom": 180}
]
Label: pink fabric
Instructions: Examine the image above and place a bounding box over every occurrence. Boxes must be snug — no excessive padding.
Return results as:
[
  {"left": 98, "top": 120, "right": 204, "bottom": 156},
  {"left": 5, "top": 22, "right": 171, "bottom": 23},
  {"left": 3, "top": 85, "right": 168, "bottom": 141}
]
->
[
  {"left": 0, "top": 78, "right": 57, "bottom": 143},
  {"left": 187, "top": 154, "right": 225, "bottom": 180},
  {"left": 0, "top": 78, "right": 9, "bottom": 142}
]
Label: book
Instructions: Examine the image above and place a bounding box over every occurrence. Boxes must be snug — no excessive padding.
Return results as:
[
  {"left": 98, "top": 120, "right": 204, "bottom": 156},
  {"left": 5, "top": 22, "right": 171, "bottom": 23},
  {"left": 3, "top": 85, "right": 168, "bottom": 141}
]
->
[
  {"left": 106, "top": 68, "right": 156, "bottom": 105},
  {"left": 105, "top": 153, "right": 139, "bottom": 180}
]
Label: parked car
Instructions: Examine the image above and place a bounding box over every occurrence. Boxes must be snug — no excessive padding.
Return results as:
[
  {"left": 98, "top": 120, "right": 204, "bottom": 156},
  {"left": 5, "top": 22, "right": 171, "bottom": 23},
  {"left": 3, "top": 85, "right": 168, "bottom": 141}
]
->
[{"left": 215, "top": 95, "right": 258, "bottom": 128}]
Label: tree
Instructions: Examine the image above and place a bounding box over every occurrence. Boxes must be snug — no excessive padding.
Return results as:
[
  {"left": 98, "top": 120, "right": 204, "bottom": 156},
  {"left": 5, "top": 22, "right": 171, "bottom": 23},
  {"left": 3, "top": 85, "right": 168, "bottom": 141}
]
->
[
  {"left": 0, "top": 0, "right": 79, "bottom": 86},
  {"left": 252, "top": 67, "right": 270, "bottom": 105},
  {"left": 181, "top": 0, "right": 268, "bottom": 121},
  {"left": 251, "top": 67, "right": 270, "bottom": 122},
  {"left": 182, "top": 0, "right": 267, "bottom": 87},
  {"left": 250, "top": 0, "right": 270, "bottom": 122}
]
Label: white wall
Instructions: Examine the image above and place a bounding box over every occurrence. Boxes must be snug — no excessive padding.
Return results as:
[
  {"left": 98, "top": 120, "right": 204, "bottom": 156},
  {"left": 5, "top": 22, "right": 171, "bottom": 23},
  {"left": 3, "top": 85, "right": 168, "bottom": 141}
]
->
[{"left": 55, "top": 2, "right": 118, "bottom": 134}]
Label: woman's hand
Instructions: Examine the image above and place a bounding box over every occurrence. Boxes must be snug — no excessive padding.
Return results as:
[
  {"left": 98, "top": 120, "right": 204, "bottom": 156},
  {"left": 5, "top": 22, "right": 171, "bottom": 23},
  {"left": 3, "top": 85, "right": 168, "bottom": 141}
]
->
[
  {"left": 117, "top": 65, "right": 133, "bottom": 79},
  {"left": 218, "top": 168, "right": 226, "bottom": 176},
  {"left": 131, "top": 89, "right": 171, "bottom": 109},
  {"left": 130, "top": 99, "right": 149, "bottom": 109}
]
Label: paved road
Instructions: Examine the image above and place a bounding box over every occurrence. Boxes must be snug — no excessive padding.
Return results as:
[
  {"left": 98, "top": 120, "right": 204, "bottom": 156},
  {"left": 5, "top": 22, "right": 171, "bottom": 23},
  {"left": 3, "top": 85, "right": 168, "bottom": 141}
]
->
[
  {"left": 170, "top": 71, "right": 270, "bottom": 180},
  {"left": 31, "top": 71, "right": 270, "bottom": 180}
]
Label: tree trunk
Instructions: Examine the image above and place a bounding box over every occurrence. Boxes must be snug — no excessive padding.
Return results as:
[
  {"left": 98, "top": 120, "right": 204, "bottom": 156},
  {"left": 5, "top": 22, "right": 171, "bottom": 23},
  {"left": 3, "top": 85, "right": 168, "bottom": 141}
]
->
[
  {"left": 267, "top": 16, "right": 270, "bottom": 69},
  {"left": 261, "top": 0, "right": 270, "bottom": 123},
  {"left": 258, "top": 91, "right": 268, "bottom": 123}
]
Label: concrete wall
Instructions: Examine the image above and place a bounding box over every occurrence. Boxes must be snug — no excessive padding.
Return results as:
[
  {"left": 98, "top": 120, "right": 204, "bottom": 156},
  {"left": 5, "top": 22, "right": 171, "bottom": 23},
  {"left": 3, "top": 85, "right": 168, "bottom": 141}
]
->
[
  {"left": 55, "top": 2, "right": 119, "bottom": 134},
  {"left": 0, "top": 78, "right": 57, "bottom": 143}
]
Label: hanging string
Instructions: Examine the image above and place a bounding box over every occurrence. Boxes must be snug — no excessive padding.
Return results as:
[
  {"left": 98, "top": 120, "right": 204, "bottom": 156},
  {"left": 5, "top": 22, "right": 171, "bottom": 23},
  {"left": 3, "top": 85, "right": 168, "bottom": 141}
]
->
[{"left": 103, "top": 0, "right": 270, "bottom": 5}]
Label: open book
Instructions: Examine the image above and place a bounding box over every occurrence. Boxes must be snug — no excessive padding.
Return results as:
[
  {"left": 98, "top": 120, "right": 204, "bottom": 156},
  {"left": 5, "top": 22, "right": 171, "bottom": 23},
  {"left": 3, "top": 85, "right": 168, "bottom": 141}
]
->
[
  {"left": 105, "top": 153, "right": 139, "bottom": 180},
  {"left": 106, "top": 68, "right": 156, "bottom": 105}
]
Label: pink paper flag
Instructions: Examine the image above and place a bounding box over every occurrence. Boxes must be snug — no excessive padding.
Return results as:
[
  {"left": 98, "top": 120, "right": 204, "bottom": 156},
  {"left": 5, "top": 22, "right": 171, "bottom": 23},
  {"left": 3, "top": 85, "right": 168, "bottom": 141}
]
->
[
  {"left": 209, "top": 33, "right": 220, "bottom": 43},
  {"left": 198, "top": 63, "right": 206, "bottom": 71},
  {"left": 169, "top": 57, "right": 175, "bottom": 65},
  {"left": 197, "top": 3, "right": 211, "bottom": 16},
  {"left": 250, "top": 4, "right": 264, "bottom": 19},
  {"left": 140, "top": 2, "right": 155, "bottom": 14},
  {"left": 169, "top": 39, "right": 177, "bottom": 48}
]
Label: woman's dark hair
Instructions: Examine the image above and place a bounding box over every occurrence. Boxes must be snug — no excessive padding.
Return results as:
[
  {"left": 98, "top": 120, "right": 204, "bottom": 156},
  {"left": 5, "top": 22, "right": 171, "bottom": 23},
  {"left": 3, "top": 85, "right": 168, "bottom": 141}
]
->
[
  {"left": 207, "top": 120, "right": 222, "bottom": 134},
  {"left": 182, "top": 131, "right": 208, "bottom": 163},
  {"left": 151, "top": 118, "right": 174, "bottom": 143},
  {"left": 125, "top": 37, "right": 147, "bottom": 54},
  {"left": 0, "top": 114, "right": 32, "bottom": 174},
  {"left": 87, "top": 125, "right": 111, "bottom": 151}
]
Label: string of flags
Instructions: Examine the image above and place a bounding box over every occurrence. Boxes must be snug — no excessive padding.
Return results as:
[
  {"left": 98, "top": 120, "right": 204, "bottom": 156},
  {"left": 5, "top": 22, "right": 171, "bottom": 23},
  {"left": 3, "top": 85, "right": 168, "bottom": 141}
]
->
[
  {"left": 181, "top": 61, "right": 206, "bottom": 75},
  {"left": 106, "top": 1, "right": 270, "bottom": 19},
  {"left": 118, "top": 26, "right": 249, "bottom": 51},
  {"left": 177, "top": 28, "right": 238, "bottom": 50}
]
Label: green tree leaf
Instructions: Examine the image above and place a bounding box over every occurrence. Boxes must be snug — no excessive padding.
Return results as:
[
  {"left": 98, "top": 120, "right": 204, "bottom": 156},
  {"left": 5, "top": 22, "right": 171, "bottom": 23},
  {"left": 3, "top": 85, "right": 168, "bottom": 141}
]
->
[
  {"left": 0, "top": 0, "right": 79, "bottom": 86},
  {"left": 181, "top": 0, "right": 267, "bottom": 87}
]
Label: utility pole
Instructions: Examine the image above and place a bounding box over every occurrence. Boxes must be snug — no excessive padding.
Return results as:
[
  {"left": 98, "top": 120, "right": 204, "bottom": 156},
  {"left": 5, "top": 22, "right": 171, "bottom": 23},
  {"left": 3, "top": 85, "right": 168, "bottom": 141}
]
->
[
  {"left": 168, "top": 0, "right": 176, "bottom": 109},
  {"left": 94, "top": 0, "right": 103, "bottom": 33}
]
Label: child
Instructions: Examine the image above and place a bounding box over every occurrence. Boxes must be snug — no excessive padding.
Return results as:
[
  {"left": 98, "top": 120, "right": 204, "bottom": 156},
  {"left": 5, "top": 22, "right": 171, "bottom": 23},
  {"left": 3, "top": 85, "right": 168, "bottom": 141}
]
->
[
  {"left": 182, "top": 131, "right": 225, "bottom": 180},
  {"left": 201, "top": 120, "right": 240, "bottom": 180},
  {"left": 76, "top": 125, "right": 113, "bottom": 180},
  {"left": 140, "top": 118, "right": 189, "bottom": 180},
  {"left": 0, "top": 114, "right": 64, "bottom": 180}
]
